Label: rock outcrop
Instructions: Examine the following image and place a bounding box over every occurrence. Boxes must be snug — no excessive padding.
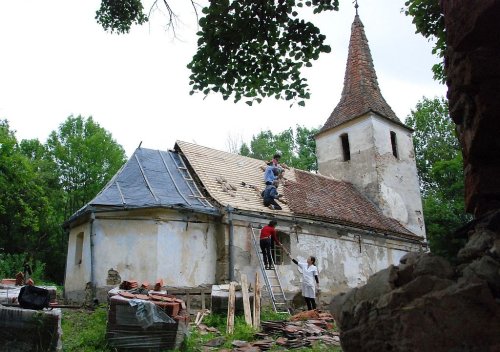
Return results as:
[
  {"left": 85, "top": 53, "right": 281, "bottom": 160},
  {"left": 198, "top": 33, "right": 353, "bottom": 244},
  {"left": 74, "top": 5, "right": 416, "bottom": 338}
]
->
[
  {"left": 331, "top": 210, "right": 500, "bottom": 351},
  {"left": 442, "top": 0, "right": 500, "bottom": 216}
]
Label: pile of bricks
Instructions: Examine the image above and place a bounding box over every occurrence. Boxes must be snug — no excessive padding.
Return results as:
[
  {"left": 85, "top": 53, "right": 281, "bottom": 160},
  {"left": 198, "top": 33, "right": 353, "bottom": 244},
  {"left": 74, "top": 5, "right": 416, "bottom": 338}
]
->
[{"left": 258, "top": 311, "right": 340, "bottom": 349}]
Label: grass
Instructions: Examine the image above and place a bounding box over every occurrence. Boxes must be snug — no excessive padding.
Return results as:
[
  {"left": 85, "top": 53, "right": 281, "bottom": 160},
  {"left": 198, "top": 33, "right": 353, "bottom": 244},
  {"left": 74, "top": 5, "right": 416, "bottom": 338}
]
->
[
  {"left": 61, "top": 305, "right": 111, "bottom": 352},
  {"left": 182, "top": 305, "right": 341, "bottom": 351},
  {"left": 61, "top": 304, "right": 341, "bottom": 351}
]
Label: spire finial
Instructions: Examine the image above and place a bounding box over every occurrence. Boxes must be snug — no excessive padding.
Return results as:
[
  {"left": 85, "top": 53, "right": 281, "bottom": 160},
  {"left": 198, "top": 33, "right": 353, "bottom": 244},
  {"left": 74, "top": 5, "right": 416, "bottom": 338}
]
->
[{"left": 353, "top": 0, "right": 359, "bottom": 15}]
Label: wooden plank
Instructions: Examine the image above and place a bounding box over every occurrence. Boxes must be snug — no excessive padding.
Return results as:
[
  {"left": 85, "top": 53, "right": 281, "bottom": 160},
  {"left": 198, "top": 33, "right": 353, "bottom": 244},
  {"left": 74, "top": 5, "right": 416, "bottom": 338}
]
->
[
  {"left": 186, "top": 292, "right": 191, "bottom": 315},
  {"left": 241, "top": 275, "right": 252, "bottom": 326},
  {"left": 253, "top": 273, "right": 261, "bottom": 330},
  {"left": 226, "top": 281, "right": 236, "bottom": 334},
  {"left": 201, "top": 291, "right": 206, "bottom": 310}
]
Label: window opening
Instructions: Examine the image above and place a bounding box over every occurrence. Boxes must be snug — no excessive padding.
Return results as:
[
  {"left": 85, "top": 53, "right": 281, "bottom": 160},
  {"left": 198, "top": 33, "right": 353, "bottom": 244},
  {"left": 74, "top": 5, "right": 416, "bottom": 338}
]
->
[
  {"left": 390, "top": 131, "right": 398, "bottom": 159},
  {"left": 75, "top": 232, "right": 84, "bottom": 265},
  {"left": 340, "top": 133, "right": 351, "bottom": 161},
  {"left": 271, "top": 231, "right": 291, "bottom": 265}
]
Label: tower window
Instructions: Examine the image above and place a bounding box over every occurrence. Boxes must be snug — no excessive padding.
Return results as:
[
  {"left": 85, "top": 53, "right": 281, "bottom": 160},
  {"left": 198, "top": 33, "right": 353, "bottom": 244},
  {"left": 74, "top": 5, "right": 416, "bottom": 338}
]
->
[
  {"left": 390, "top": 131, "right": 398, "bottom": 159},
  {"left": 340, "top": 133, "right": 351, "bottom": 161}
]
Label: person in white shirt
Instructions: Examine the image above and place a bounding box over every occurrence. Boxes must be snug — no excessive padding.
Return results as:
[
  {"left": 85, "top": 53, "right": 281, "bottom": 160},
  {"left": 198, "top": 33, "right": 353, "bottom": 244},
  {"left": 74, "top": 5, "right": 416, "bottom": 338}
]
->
[{"left": 284, "top": 249, "right": 319, "bottom": 310}]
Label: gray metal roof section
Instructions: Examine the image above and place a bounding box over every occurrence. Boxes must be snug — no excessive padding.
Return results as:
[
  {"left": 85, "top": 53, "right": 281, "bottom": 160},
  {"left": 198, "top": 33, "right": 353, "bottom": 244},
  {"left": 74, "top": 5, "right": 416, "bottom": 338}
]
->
[{"left": 68, "top": 148, "right": 216, "bottom": 223}]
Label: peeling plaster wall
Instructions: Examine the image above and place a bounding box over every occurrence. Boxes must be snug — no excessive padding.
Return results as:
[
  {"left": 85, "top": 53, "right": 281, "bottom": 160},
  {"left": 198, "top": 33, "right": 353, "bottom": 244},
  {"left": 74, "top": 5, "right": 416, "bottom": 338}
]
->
[
  {"left": 316, "top": 113, "right": 425, "bottom": 238},
  {"left": 316, "top": 115, "right": 378, "bottom": 202},
  {"left": 64, "top": 209, "right": 219, "bottom": 302},
  {"left": 372, "top": 117, "right": 425, "bottom": 238},
  {"left": 64, "top": 222, "right": 92, "bottom": 302},
  {"left": 228, "top": 215, "right": 421, "bottom": 301}
]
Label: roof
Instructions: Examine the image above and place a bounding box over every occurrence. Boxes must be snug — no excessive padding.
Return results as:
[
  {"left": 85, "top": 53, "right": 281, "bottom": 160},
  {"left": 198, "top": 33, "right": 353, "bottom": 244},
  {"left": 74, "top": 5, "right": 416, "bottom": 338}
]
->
[
  {"left": 284, "top": 170, "right": 414, "bottom": 237},
  {"left": 175, "top": 140, "right": 294, "bottom": 214},
  {"left": 176, "top": 141, "right": 418, "bottom": 238},
  {"left": 67, "top": 148, "right": 216, "bottom": 223},
  {"left": 319, "top": 15, "right": 408, "bottom": 134}
]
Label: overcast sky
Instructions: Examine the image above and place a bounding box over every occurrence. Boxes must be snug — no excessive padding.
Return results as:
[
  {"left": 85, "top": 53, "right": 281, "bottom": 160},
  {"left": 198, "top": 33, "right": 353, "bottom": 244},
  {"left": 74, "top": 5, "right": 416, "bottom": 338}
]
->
[{"left": 0, "top": 0, "right": 446, "bottom": 157}]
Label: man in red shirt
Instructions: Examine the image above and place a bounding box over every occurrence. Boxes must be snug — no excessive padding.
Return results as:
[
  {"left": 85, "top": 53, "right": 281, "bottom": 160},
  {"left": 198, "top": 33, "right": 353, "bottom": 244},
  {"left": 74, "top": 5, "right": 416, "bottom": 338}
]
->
[{"left": 260, "top": 220, "right": 281, "bottom": 270}]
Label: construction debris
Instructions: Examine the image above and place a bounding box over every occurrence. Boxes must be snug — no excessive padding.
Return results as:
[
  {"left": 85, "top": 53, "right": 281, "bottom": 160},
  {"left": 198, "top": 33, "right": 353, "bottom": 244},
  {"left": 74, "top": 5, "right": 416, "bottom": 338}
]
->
[
  {"left": 258, "top": 311, "right": 340, "bottom": 349},
  {"left": 193, "top": 310, "right": 339, "bottom": 350},
  {"left": 107, "top": 286, "right": 189, "bottom": 350}
]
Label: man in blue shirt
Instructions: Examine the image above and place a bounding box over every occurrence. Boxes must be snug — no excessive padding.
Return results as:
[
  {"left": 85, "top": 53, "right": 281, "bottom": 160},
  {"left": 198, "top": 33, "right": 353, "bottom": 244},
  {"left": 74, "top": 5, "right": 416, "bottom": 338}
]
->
[
  {"left": 262, "top": 180, "right": 283, "bottom": 210},
  {"left": 263, "top": 164, "right": 278, "bottom": 185}
]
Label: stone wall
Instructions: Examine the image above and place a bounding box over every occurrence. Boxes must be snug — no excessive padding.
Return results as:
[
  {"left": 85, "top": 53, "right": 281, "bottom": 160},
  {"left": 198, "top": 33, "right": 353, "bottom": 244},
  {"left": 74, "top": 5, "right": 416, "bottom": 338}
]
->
[{"left": 442, "top": 0, "right": 500, "bottom": 216}]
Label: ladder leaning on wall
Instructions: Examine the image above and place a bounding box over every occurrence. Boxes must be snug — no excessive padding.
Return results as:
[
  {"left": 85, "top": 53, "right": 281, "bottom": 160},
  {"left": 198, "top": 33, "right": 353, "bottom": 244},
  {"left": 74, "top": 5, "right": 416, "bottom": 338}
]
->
[{"left": 250, "top": 225, "right": 290, "bottom": 314}]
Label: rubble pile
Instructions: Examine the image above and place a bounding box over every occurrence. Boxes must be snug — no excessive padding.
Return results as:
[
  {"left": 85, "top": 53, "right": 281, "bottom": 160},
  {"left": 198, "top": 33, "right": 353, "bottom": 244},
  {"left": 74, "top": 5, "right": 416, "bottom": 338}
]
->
[
  {"left": 199, "top": 310, "right": 339, "bottom": 351},
  {"left": 259, "top": 312, "right": 339, "bottom": 349}
]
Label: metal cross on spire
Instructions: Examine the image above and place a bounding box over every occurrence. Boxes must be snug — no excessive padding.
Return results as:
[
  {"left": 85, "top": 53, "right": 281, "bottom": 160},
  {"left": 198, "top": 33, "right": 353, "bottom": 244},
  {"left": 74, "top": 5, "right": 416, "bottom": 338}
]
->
[{"left": 353, "top": 0, "right": 359, "bottom": 15}]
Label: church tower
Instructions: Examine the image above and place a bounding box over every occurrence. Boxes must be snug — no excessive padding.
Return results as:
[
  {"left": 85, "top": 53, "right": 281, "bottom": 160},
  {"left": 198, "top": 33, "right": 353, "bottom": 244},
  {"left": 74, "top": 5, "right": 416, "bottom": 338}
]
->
[{"left": 315, "top": 13, "right": 425, "bottom": 238}]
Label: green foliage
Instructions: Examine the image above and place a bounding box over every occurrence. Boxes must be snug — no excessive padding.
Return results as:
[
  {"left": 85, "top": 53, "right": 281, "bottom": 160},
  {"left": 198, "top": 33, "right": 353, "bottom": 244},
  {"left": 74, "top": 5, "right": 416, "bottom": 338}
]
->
[
  {"left": 0, "top": 121, "right": 54, "bottom": 260},
  {"left": 260, "top": 306, "right": 290, "bottom": 322},
  {"left": 406, "top": 97, "right": 470, "bottom": 261},
  {"left": 0, "top": 253, "right": 44, "bottom": 281},
  {"left": 405, "top": 97, "right": 459, "bottom": 194},
  {"left": 188, "top": 0, "right": 338, "bottom": 106},
  {"left": 96, "top": 0, "right": 148, "bottom": 34},
  {"left": 241, "top": 125, "right": 319, "bottom": 172},
  {"left": 62, "top": 306, "right": 111, "bottom": 352},
  {"left": 0, "top": 116, "right": 126, "bottom": 284},
  {"left": 404, "top": 0, "right": 445, "bottom": 82},
  {"left": 47, "top": 115, "right": 126, "bottom": 218}
]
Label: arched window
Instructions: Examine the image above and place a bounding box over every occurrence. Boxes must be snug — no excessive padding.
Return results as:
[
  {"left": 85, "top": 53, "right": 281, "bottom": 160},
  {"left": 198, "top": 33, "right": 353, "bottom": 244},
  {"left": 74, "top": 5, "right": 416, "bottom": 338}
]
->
[
  {"left": 390, "top": 131, "right": 398, "bottom": 159},
  {"left": 340, "top": 133, "right": 351, "bottom": 161}
]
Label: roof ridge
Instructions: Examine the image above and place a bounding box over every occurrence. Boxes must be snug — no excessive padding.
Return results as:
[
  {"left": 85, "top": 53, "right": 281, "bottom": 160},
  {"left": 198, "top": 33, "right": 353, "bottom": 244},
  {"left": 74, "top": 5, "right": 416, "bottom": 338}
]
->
[
  {"left": 319, "top": 14, "right": 404, "bottom": 133},
  {"left": 176, "top": 140, "right": 269, "bottom": 164}
]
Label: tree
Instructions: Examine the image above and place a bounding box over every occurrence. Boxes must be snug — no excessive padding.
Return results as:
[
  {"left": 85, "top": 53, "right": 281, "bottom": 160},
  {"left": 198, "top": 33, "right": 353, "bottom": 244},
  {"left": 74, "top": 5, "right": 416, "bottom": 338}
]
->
[
  {"left": 405, "top": 96, "right": 459, "bottom": 194},
  {"left": 95, "top": 1, "right": 445, "bottom": 103},
  {"left": 46, "top": 115, "right": 127, "bottom": 218},
  {"left": 0, "top": 121, "right": 54, "bottom": 269},
  {"left": 405, "top": 97, "right": 469, "bottom": 261},
  {"left": 404, "top": 0, "right": 445, "bottom": 82},
  {"left": 240, "top": 125, "right": 319, "bottom": 172}
]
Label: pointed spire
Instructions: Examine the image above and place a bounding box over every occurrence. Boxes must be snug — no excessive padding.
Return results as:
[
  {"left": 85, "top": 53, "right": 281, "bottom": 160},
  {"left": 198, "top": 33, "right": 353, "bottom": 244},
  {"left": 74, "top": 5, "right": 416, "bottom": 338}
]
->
[{"left": 320, "top": 14, "right": 405, "bottom": 133}]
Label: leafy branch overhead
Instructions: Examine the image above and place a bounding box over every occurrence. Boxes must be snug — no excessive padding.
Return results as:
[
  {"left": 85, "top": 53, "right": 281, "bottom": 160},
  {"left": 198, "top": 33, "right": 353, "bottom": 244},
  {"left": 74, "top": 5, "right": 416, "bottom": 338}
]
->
[
  {"left": 187, "top": 0, "right": 338, "bottom": 106},
  {"left": 95, "top": 0, "right": 445, "bottom": 104}
]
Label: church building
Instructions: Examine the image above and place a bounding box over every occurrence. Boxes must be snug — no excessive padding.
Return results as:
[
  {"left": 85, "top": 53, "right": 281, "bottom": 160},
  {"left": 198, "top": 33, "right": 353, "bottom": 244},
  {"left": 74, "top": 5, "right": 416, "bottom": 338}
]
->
[{"left": 63, "top": 13, "right": 426, "bottom": 307}]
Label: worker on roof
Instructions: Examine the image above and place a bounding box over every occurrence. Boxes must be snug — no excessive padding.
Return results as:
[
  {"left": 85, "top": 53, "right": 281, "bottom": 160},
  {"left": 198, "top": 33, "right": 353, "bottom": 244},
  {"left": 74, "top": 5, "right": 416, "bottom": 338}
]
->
[
  {"left": 271, "top": 153, "right": 286, "bottom": 178},
  {"left": 263, "top": 164, "right": 278, "bottom": 185},
  {"left": 262, "top": 180, "right": 283, "bottom": 210}
]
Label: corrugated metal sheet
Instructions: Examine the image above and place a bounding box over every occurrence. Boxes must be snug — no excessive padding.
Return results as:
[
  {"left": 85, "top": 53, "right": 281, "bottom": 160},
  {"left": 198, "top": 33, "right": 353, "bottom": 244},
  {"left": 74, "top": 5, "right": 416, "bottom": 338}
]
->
[{"left": 68, "top": 148, "right": 216, "bottom": 223}]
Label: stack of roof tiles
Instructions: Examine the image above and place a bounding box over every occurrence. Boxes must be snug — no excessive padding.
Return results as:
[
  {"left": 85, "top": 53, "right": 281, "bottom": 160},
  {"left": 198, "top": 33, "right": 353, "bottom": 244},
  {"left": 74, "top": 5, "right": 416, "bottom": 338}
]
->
[{"left": 107, "top": 288, "right": 189, "bottom": 351}]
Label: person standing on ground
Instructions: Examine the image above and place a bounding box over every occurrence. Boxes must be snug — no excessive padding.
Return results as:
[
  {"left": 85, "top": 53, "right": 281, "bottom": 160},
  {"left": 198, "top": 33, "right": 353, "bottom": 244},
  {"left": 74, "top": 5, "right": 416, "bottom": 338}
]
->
[
  {"left": 284, "top": 249, "right": 319, "bottom": 310},
  {"left": 260, "top": 220, "right": 281, "bottom": 270}
]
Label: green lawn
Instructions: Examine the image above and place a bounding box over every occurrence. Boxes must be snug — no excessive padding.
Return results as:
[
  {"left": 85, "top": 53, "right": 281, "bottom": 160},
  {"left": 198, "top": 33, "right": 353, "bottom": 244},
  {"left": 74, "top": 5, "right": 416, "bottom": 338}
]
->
[{"left": 61, "top": 306, "right": 341, "bottom": 351}]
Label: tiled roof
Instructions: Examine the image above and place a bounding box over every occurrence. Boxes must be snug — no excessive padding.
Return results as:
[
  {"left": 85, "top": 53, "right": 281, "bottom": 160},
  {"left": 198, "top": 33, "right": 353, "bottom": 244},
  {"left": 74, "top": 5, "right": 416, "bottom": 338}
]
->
[
  {"left": 177, "top": 141, "right": 418, "bottom": 238},
  {"left": 320, "top": 15, "right": 407, "bottom": 133},
  {"left": 175, "top": 140, "right": 294, "bottom": 215},
  {"left": 284, "top": 170, "right": 415, "bottom": 237}
]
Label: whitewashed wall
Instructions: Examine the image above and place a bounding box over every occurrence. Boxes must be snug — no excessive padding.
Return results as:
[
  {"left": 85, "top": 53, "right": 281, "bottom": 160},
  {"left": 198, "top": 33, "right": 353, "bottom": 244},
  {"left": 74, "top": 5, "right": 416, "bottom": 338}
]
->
[
  {"left": 316, "top": 113, "right": 425, "bottom": 239},
  {"left": 64, "top": 209, "right": 218, "bottom": 302}
]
